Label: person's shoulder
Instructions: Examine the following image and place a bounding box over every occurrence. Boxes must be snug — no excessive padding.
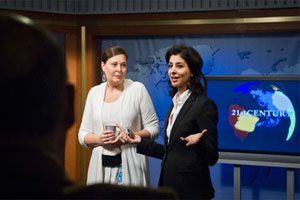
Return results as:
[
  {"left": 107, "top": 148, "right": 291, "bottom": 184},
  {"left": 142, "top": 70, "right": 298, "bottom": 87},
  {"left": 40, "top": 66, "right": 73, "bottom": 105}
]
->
[
  {"left": 126, "top": 79, "right": 144, "bottom": 87},
  {"left": 194, "top": 93, "right": 217, "bottom": 108},
  {"left": 88, "top": 83, "right": 105, "bottom": 95},
  {"left": 193, "top": 93, "right": 212, "bottom": 102},
  {"left": 91, "top": 83, "right": 105, "bottom": 90},
  {"left": 65, "top": 183, "right": 178, "bottom": 199},
  {"left": 125, "top": 79, "right": 146, "bottom": 91}
]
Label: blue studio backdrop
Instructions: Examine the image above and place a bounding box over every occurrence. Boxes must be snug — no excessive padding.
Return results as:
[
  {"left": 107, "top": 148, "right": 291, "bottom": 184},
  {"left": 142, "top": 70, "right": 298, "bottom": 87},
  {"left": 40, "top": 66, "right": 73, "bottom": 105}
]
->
[{"left": 101, "top": 33, "right": 300, "bottom": 199}]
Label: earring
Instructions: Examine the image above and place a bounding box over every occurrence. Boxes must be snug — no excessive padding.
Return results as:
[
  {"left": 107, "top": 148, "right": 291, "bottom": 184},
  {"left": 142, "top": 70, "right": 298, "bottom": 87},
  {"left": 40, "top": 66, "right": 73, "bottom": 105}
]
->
[
  {"left": 189, "top": 74, "right": 193, "bottom": 80},
  {"left": 102, "top": 74, "right": 106, "bottom": 82}
]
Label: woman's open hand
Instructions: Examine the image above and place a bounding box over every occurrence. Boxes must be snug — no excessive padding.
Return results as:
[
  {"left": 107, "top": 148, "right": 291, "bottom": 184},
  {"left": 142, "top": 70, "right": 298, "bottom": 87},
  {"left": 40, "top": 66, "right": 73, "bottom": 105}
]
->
[{"left": 180, "top": 129, "right": 207, "bottom": 146}]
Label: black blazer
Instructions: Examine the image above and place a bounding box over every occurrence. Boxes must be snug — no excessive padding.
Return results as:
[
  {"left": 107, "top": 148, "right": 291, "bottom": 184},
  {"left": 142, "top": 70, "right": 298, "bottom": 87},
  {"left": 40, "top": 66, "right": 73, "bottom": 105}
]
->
[{"left": 137, "top": 92, "right": 218, "bottom": 199}]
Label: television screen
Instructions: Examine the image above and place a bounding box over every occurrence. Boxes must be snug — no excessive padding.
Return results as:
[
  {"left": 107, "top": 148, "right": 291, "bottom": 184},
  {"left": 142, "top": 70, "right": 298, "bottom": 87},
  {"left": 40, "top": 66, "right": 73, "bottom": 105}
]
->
[{"left": 207, "top": 78, "right": 300, "bottom": 155}]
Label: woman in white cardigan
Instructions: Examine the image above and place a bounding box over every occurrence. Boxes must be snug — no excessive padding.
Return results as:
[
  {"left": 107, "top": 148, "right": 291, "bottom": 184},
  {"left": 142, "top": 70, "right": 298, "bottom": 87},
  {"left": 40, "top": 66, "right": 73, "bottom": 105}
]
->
[{"left": 78, "top": 45, "right": 159, "bottom": 187}]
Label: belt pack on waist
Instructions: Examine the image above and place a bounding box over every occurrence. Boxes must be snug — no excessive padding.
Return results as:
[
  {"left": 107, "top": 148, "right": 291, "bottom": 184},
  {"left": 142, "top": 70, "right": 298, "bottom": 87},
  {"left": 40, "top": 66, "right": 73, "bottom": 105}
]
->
[{"left": 102, "top": 154, "right": 121, "bottom": 167}]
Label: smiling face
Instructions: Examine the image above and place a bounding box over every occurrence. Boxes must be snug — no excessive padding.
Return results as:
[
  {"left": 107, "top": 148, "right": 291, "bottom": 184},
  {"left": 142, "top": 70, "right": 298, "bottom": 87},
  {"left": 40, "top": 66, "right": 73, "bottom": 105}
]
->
[
  {"left": 102, "top": 54, "right": 127, "bottom": 88},
  {"left": 168, "top": 54, "right": 192, "bottom": 94}
]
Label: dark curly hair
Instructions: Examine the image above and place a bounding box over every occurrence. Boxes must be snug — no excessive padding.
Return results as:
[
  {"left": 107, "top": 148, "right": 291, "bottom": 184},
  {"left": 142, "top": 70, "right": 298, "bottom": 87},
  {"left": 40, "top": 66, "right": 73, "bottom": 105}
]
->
[{"left": 165, "top": 44, "right": 206, "bottom": 97}]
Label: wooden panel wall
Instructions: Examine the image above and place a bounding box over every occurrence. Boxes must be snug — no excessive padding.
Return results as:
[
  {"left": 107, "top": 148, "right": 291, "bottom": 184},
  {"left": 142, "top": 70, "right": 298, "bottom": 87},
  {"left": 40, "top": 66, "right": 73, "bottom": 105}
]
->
[{"left": 64, "top": 31, "right": 82, "bottom": 182}]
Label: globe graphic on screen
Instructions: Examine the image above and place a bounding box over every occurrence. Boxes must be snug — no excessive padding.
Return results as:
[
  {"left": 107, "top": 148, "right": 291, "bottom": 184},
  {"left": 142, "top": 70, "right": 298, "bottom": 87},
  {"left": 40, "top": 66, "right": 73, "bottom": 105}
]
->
[{"left": 228, "top": 81, "right": 296, "bottom": 141}]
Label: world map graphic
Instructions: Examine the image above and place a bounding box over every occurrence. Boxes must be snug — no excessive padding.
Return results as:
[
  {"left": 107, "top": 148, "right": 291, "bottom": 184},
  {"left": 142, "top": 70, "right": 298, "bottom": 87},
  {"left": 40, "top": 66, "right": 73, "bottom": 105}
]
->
[{"left": 228, "top": 81, "right": 296, "bottom": 141}]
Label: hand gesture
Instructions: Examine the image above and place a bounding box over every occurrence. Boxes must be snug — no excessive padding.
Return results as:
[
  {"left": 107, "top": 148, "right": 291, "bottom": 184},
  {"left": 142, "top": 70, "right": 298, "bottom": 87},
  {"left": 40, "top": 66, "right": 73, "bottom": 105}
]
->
[
  {"left": 180, "top": 129, "right": 207, "bottom": 146},
  {"left": 115, "top": 124, "right": 141, "bottom": 144},
  {"left": 124, "top": 132, "right": 141, "bottom": 144}
]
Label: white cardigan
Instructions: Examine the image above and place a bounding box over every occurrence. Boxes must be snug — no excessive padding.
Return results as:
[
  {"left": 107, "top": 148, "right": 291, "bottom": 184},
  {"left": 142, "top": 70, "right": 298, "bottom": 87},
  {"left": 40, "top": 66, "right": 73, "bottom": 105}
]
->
[{"left": 78, "top": 79, "right": 159, "bottom": 186}]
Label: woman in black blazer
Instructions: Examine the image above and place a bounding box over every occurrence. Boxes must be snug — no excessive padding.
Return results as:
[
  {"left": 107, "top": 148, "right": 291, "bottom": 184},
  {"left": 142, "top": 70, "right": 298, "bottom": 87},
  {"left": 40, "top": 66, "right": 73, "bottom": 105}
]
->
[{"left": 125, "top": 45, "right": 218, "bottom": 199}]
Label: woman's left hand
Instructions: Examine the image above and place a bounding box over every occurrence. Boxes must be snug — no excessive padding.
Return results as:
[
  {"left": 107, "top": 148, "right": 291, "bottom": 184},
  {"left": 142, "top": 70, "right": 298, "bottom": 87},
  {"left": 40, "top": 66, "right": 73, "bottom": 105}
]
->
[{"left": 180, "top": 129, "right": 207, "bottom": 146}]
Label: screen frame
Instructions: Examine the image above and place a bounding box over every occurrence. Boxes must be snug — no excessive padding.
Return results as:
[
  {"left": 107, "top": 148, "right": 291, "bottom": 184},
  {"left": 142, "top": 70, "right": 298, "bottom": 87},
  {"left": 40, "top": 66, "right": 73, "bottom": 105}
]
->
[{"left": 219, "top": 151, "right": 300, "bottom": 168}]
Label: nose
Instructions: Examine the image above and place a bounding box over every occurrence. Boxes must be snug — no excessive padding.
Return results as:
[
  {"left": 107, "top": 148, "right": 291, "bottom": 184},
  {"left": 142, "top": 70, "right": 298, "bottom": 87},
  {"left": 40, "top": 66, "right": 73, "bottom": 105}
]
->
[
  {"left": 169, "top": 66, "right": 176, "bottom": 74},
  {"left": 116, "top": 64, "right": 122, "bottom": 71}
]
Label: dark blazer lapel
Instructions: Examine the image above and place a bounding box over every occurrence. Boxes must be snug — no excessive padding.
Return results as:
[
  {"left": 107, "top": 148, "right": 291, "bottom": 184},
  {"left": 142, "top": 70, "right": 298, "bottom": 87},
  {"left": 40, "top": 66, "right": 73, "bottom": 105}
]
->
[{"left": 168, "top": 94, "right": 196, "bottom": 149}]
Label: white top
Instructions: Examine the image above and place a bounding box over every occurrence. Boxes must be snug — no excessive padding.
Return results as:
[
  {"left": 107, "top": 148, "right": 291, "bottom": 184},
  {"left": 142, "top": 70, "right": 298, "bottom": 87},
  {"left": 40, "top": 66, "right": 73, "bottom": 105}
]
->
[
  {"left": 166, "top": 89, "right": 191, "bottom": 143},
  {"left": 101, "top": 99, "right": 122, "bottom": 156},
  {"left": 78, "top": 79, "right": 159, "bottom": 187}
]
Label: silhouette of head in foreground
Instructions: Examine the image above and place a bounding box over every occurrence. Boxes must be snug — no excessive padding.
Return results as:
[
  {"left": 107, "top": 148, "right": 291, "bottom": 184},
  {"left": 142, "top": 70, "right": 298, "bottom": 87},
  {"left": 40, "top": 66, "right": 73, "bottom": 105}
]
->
[{"left": 0, "top": 11, "right": 75, "bottom": 198}]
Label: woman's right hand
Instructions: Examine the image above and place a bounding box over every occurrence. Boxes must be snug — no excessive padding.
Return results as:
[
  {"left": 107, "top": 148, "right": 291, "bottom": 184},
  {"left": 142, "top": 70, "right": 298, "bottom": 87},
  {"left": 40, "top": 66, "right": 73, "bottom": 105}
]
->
[
  {"left": 83, "top": 132, "right": 117, "bottom": 149},
  {"left": 115, "top": 124, "right": 141, "bottom": 144},
  {"left": 180, "top": 129, "right": 207, "bottom": 146},
  {"left": 99, "top": 130, "right": 117, "bottom": 147}
]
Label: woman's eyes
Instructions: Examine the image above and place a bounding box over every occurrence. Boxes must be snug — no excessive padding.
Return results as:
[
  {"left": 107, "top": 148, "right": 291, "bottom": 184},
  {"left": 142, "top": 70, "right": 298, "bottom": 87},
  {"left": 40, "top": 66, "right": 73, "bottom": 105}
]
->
[
  {"left": 111, "top": 63, "right": 126, "bottom": 67},
  {"left": 168, "top": 64, "right": 183, "bottom": 68}
]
